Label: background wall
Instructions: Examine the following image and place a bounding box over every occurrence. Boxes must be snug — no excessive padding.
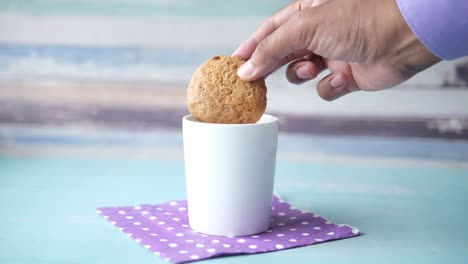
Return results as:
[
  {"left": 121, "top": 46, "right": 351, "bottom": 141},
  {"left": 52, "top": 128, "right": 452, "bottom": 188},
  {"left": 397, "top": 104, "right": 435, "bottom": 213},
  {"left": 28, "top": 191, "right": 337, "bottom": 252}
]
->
[{"left": 1, "top": 0, "right": 467, "bottom": 139}]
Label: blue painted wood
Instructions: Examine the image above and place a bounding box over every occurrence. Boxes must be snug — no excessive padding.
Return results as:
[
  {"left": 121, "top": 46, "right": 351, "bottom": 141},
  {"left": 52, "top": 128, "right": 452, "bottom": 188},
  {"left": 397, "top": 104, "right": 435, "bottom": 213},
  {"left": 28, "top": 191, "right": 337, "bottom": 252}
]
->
[
  {"left": 1, "top": 138, "right": 467, "bottom": 263},
  {"left": 2, "top": 127, "right": 468, "bottom": 161}
]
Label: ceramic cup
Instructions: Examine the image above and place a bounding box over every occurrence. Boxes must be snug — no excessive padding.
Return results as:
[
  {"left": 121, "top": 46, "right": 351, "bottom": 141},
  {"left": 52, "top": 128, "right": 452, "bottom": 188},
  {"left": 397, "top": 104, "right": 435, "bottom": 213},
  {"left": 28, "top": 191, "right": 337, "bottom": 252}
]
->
[{"left": 183, "top": 114, "right": 279, "bottom": 237}]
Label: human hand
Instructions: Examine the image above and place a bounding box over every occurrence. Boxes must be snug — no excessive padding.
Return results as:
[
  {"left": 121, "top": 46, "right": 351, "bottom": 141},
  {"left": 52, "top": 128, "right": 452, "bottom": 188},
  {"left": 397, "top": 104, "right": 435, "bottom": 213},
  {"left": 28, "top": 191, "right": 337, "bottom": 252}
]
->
[{"left": 233, "top": 0, "right": 441, "bottom": 101}]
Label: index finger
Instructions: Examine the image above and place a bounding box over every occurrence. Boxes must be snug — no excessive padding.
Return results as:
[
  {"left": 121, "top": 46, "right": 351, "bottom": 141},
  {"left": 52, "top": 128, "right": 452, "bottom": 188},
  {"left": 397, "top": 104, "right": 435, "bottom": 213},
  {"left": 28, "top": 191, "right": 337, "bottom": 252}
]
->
[{"left": 232, "top": 0, "right": 306, "bottom": 59}]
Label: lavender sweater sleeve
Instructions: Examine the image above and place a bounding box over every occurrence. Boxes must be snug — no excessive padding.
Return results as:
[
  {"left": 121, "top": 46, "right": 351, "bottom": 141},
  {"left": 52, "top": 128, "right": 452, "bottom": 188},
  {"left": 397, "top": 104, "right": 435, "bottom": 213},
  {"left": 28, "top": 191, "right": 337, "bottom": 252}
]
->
[{"left": 397, "top": 0, "right": 468, "bottom": 60}]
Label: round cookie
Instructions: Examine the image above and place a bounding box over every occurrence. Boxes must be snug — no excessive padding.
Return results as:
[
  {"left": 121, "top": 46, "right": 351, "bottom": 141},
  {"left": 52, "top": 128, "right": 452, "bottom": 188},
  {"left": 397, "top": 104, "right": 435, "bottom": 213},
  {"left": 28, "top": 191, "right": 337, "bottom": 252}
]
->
[{"left": 187, "top": 55, "right": 267, "bottom": 124}]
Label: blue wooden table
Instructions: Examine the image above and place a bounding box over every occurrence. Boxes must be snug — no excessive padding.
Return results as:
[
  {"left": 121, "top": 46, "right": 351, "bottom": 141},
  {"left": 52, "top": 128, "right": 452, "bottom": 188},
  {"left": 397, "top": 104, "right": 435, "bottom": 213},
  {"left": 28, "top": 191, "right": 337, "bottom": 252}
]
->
[{"left": 1, "top": 128, "right": 467, "bottom": 263}]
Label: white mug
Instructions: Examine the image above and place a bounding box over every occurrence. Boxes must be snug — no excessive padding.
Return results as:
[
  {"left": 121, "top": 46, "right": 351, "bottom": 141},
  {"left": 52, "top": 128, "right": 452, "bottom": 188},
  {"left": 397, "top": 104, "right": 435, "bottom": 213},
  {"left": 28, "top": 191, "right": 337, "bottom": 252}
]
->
[{"left": 183, "top": 114, "right": 279, "bottom": 237}]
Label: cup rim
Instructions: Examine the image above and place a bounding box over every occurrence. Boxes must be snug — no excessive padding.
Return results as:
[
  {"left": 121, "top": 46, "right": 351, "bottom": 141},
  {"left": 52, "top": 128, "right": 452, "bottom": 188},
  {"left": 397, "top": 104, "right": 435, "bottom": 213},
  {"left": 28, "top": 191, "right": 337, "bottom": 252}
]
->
[{"left": 183, "top": 114, "right": 278, "bottom": 127}]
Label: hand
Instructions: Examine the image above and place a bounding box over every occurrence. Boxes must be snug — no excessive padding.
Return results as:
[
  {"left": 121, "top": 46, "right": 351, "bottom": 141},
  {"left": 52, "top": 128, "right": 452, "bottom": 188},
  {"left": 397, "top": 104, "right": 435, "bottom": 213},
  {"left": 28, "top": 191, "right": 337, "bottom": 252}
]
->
[{"left": 233, "top": 0, "right": 441, "bottom": 101}]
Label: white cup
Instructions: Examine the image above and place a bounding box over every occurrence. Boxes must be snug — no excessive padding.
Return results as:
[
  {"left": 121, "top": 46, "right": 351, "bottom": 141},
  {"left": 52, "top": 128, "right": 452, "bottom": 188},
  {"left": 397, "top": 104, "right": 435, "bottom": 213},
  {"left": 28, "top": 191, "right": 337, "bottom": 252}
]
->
[{"left": 183, "top": 114, "right": 279, "bottom": 237}]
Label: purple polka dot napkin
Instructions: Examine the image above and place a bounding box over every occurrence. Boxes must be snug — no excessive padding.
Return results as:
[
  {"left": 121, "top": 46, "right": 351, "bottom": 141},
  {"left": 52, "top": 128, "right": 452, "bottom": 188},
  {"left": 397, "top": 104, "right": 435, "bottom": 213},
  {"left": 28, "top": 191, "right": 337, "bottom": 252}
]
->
[{"left": 97, "top": 195, "right": 360, "bottom": 263}]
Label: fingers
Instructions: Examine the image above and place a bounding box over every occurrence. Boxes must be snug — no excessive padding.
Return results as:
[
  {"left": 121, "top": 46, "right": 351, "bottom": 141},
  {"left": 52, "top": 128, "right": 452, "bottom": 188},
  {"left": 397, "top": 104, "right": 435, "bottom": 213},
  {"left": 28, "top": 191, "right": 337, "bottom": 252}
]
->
[
  {"left": 316, "top": 74, "right": 351, "bottom": 101},
  {"left": 286, "top": 55, "right": 326, "bottom": 84},
  {"left": 232, "top": 1, "right": 305, "bottom": 59},
  {"left": 237, "top": 8, "right": 318, "bottom": 81},
  {"left": 316, "top": 60, "right": 358, "bottom": 101}
]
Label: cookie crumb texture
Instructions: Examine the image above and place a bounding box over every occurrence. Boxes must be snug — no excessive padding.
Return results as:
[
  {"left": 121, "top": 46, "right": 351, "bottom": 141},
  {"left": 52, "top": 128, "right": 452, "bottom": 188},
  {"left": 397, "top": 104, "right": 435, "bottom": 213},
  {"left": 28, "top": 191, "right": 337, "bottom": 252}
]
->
[{"left": 187, "top": 56, "right": 267, "bottom": 124}]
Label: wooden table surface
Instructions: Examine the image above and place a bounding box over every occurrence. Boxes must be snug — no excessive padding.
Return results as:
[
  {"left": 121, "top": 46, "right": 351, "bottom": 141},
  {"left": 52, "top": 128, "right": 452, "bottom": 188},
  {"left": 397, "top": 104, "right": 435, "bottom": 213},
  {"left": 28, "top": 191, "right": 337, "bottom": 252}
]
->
[{"left": 1, "top": 127, "right": 468, "bottom": 263}]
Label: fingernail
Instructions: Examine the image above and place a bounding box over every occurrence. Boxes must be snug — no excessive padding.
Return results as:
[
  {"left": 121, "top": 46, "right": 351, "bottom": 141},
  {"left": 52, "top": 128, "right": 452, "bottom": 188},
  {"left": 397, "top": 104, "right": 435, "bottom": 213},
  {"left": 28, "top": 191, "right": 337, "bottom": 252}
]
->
[
  {"left": 237, "top": 60, "right": 255, "bottom": 79},
  {"left": 330, "top": 74, "right": 345, "bottom": 88},
  {"left": 232, "top": 45, "right": 243, "bottom": 57},
  {"left": 232, "top": 41, "right": 245, "bottom": 56},
  {"left": 296, "top": 65, "right": 313, "bottom": 79}
]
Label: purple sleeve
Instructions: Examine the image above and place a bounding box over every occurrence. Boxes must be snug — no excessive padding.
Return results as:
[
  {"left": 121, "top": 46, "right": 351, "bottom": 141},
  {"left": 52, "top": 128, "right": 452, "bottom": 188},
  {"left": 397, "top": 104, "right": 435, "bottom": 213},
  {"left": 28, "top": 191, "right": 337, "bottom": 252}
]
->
[{"left": 397, "top": 0, "right": 468, "bottom": 60}]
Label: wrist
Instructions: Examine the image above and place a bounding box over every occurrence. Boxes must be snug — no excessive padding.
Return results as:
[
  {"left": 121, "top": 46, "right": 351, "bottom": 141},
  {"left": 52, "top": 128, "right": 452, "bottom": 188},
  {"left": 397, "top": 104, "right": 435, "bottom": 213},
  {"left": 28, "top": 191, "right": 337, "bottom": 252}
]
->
[{"left": 381, "top": 0, "right": 441, "bottom": 78}]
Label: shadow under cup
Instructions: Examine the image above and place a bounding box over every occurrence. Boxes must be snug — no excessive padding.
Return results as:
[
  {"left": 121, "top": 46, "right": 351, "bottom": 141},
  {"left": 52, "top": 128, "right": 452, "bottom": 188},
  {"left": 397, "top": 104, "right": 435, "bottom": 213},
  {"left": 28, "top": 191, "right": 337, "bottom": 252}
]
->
[{"left": 183, "top": 114, "right": 279, "bottom": 237}]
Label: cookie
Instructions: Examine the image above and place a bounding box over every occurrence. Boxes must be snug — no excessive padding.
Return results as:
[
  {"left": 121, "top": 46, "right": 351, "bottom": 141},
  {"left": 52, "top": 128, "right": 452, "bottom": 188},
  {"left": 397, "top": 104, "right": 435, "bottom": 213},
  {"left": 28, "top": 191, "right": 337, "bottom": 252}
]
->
[{"left": 187, "top": 55, "right": 267, "bottom": 124}]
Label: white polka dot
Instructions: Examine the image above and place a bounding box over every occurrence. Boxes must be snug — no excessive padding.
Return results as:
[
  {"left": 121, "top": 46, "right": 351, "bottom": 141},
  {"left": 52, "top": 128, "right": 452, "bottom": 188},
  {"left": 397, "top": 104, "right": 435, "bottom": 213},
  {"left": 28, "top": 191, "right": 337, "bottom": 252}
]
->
[
  {"left": 169, "top": 243, "right": 178, "bottom": 248},
  {"left": 133, "top": 222, "right": 141, "bottom": 226},
  {"left": 265, "top": 229, "right": 273, "bottom": 233},
  {"left": 141, "top": 211, "right": 149, "bottom": 215},
  {"left": 249, "top": 245, "right": 258, "bottom": 249},
  {"left": 190, "top": 255, "right": 199, "bottom": 260},
  {"left": 176, "top": 233, "right": 184, "bottom": 237},
  {"left": 118, "top": 210, "right": 126, "bottom": 215},
  {"left": 289, "top": 239, "right": 297, "bottom": 242},
  {"left": 289, "top": 228, "right": 297, "bottom": 231},
  {"left": 352, "top": 228, "right": 359, "bottom": 234},
  {"left": 289, "top": 216, "right": 297, "bottom": 220},
  {"left": 272, "top": 207, "right": 275, "bottom": 210},
  {"left": 275, "top": 244, "right": 284, "bottom": 249},
  {"left": 110, "top": 221, "right": 116, "bottom": 225},
  {"left": 237, "top": 239, "right": 246, "bottom": 243},
  {"left": 301, "top": 211, "right": 308, "bottom": 214},
  {"left": 222, "top": 244, "right": 231, "bottom": 248},
  {"left": 289, "top": 206, "right": 297, "bottom": 210},
  {"left": 172, "top": 217, "right": 180, "bottom": 221},
  {"left": 212, "top": 239, "right": 220, "bottom": 243},
  {"left": 276, "top": 234, "right": 285, "bottom": 237},
  {"left": 150, "top": 233, "right": 158, "bottom": 236},
  {"left": 327, "top": 232, "right": 335, "bottom": 236},
  {"left": 166, "top": 227, "right": 174, "bottom": 231},
  {"left": 263, "top": 239, "right": 271, "bottom": 242},
  {"left": 179, "top": 250, "right": 188, "bottom": 254},
  {"left": 314, "top": 226, "right": 322, "bottom": 230},
  {"left": 301, "top": 221, "right": 309, "bottom": 225},
  {"left": 251, "top": 235, "right": 259, "bottom": 238},
  {"left": 277, "top": 223, "right": 285, "bottom": 226},
  {"left": 164, "top": 212, "right": 172, "bottom": 216},
  {"left": 127, "top": 233, "right": 133, "bottom": 237},
  {"left": 96, "top": 210, "right": 102, "bottom": 214},
  {"left": 278, "top": 212, "right": 286, "bottom": 216},
  {"left": 279, "top": 199, "right": 285, "bottom": 203},
  {"left": 149, "top": 216, "right": 157, "bottom": 220},
  {"left": 313, "top": 214, "right": 320, "bottom": 218},
  {"left": 207, "top": 248, "right": 216, "bottom": 253},
  {"left": 315, "top": 238, "right": 323, "bottom": 242},
  {"left": 185, "top": 239, "right": 194, "bottom": 243},
  {"left": 125, "top": 216, "right": 134, "bottom": 220},
  {"left": 302, "top": 233, "right": 310, "bottom": 236},
  {"left": 157, "top": 221, "right": 165, "bottom": 225},
  {"left": 159, "top": 239, "right": 168, "bottom": 242},
  {"left": 170, "top": 201, "right": 178, "bottom": 206},
  {"left": 118, "top": 227, "right": 124, "bottom": 231},
  {"left": 196, "top": 243, "right": 205, "bottom": 248},
  {"left": 156, "top": 207, "right": 163, "bottom": 211},
  {"left": 164, "top": 258, "right": 171, "bottom": 262},
  {"left": 325, "top": 220, "right": 332, "bottom": 224},
  {"left": 103, "top": 216, "right": 109, "bottom": 219},
  {"left": 141, "top": 227, "right": 149, "bottom": 231},
  {"left": 133, "top": 206, "right": 141, "bottom": 210},
  {"left": 178, "top": 207, "right": 187, "bottom": 211},
  {"left": 144, "top": 245, "right": 151, "bottom": 249},
  {"left": 135, "top": 239, "right": 142, "bottom": 243},
  {"left": 153, "top": 251, "right": 160, "bottom": 256},
  {"left": 181, "top": 224, "right": 189, "bottom": 228}
]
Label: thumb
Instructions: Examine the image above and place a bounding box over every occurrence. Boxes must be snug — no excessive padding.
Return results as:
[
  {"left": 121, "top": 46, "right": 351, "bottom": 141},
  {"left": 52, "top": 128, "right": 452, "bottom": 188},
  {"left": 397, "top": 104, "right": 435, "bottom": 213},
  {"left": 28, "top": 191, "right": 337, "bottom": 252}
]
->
[{"left": 237, "top": 9, "right": 318, "bottom": 81}]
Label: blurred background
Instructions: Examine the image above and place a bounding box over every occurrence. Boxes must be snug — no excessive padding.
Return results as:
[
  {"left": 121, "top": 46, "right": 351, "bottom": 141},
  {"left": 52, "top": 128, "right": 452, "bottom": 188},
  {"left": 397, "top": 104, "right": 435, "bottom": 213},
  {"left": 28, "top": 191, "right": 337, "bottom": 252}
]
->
[
  {"left": 2, "top": 3, "right": 468, "bottom": 263},
  {"left": 1, "top": 0, "right": 467, "bottom": 157}
]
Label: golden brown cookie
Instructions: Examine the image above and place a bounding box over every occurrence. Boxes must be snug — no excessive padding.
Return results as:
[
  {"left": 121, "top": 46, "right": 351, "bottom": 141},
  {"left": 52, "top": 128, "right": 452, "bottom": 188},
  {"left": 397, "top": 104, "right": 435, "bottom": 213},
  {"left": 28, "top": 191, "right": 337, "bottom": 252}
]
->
[{"left": 187, "top": 55, "right": 267, "bottom": 124}]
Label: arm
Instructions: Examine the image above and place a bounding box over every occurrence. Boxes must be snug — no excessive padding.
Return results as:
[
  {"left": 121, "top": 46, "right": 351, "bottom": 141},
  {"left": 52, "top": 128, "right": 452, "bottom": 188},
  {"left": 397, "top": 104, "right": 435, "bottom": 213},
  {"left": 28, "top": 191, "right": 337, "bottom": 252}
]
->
[{"left": 397, "top": 0, "right": 468, "bottom": 60}]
